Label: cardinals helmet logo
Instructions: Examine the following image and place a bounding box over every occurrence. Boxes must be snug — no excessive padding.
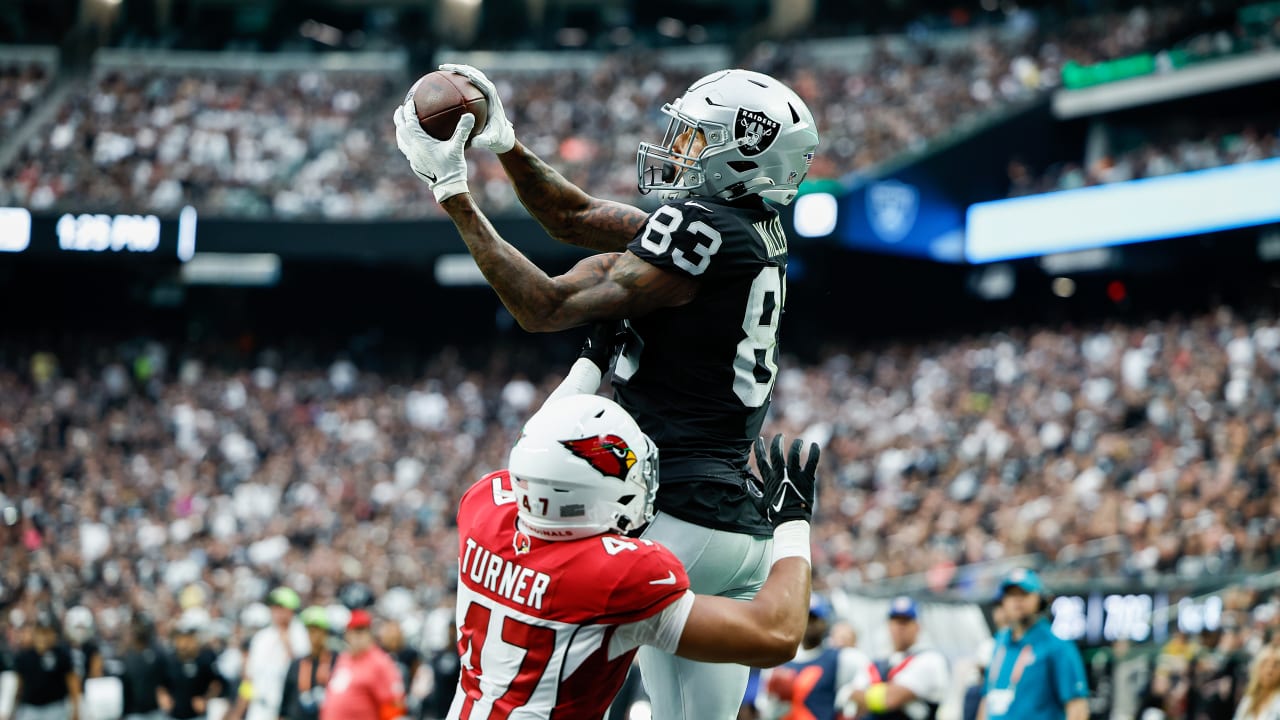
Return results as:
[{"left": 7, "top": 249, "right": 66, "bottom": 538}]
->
[{"left": 561, "top": 434, "right": 637, "bottom": 480}]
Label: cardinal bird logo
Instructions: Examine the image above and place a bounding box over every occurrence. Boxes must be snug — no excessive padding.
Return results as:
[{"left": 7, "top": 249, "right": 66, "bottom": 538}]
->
[{"left": 561, "top": 435, "right": 637, "bottom": 480}]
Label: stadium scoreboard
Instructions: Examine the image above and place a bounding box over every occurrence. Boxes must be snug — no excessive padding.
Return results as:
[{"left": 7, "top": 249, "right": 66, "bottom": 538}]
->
[
  {"left": 1051, "top": 592, "right": 1223, "bottom": 645},
  {"left": 0, "top": 206, "right": 196, "bottom": 261}
]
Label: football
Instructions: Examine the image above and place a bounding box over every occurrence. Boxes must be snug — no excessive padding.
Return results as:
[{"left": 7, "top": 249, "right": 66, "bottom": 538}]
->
[{"left": 407, "top": 70, "right": 489, "bottom": 145}]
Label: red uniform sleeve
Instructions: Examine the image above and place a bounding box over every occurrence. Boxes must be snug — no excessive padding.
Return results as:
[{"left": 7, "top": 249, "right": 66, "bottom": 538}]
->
[{"left": 598, "top": 536, "right": 691, "bottom": 625}]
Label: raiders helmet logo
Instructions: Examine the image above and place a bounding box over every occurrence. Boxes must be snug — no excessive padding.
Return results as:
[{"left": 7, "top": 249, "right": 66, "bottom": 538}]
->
[
  {"left": 561, "top": 435, "right": 637, "bottom": 480},
  {"left": 734, "top": 108, "right": 780, "bottom": 157}
]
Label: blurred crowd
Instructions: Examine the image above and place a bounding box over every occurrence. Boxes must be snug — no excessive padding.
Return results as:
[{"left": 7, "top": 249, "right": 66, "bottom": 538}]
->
[
  {"left": 781, "top": 306, "right": 1280, "bottom": 590},
  {"left": 0, "top": 60, "right": 51, "bottom": 136},
  {"left": 1008, "top": 122, "right": 1280, "bottom": 197},
  {"left": 0, "top": 6, "right": 1189, "bottom": 220},
  {"left": 760, "top": 6, "right": 1185, "bottom": 179},
  {"left": 0, "top": 69, "right": 398, "bottom": 219},
  {"left": 2, "top": 305, "right": 1280, "bottom": 715}
]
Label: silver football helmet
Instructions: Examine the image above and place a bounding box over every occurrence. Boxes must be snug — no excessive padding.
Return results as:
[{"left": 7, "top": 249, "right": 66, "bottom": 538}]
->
[
  {"left": 637, "top": 69, "right": 819, "bottom": 205},
  {"left": 507, "top": 394, "right": 659, "bottom": 541}
]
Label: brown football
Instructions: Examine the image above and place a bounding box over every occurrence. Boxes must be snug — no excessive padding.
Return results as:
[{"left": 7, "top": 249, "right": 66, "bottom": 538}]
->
[{"left": 408, "top": 70, "right": 488, "bottom": 145}]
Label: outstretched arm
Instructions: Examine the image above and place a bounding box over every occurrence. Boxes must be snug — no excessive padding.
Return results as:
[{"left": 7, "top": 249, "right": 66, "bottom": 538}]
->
[
  {"left": 498, "top": 141, "right": 648, "bottom": 253},
  {"left": 433, "top": 64, "right": 648, "bottom": 252},
  {"left": 441, "top": 193, "right": 696, "bottom": 332}
]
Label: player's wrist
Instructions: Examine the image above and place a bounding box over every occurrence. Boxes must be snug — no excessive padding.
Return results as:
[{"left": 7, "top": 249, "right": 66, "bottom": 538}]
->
[
  {"left": 488, "top": 127, "right": 515, "bottom": 154},
  {"left": 433, "top": 180, "right": 470, "bottom": 203},
  {"left": 770, "top": 520, "right": 810, "bottom": 565}
]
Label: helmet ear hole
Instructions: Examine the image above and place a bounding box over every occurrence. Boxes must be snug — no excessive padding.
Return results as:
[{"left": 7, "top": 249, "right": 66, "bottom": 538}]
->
[
  {"left": 727, "top": 160, "right": 758, "bottom": 173},
  {"left": 617, "top": 494, "right": 635, "bottom": 505},
  {"left": 788, "top": 103, "right": 801, "bottom": 123}
]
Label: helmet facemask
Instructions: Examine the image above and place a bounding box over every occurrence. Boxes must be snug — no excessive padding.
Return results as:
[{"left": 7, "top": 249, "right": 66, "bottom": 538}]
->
[{"left": 637, "top": 104, "right": 730, "bottom": 202}]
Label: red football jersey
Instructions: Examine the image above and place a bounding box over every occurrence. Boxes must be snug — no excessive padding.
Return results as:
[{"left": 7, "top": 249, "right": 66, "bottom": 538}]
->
[{"left": 448, "top": 470, "right": 691, "bottom": 720}]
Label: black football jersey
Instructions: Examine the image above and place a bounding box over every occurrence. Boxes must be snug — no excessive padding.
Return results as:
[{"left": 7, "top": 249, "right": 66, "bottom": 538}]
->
[{"left": 615, "top": 195, "right": 788, "bottom": 535}]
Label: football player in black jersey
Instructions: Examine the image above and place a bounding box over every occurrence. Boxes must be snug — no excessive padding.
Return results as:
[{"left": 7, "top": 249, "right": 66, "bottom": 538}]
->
[{"left": 394, "top": 66, "right": 819, "bottom": 720}]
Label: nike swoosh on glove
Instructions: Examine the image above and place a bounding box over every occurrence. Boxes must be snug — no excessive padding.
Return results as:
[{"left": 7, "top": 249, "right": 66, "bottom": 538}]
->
[
  {"left": 438, "top": 63, "right": 516, "bottom": 154},
  {"left": 393, "top": 99, "right": 473, "bottom": 203},
  {"left": 754, "top": 434, "right": 819, "bottom": 526}
]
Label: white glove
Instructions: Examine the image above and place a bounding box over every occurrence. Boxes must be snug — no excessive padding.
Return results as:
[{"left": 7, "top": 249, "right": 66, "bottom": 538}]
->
[
  {"left": 438, "top": 63, "right": 516, "bottom": 154},
  {"left": 393, "top": 99, "right": 473, "bottom": 203}
]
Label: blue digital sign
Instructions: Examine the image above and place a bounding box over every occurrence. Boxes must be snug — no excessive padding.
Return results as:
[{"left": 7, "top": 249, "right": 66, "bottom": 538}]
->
[
  {"left": 836, "top": 176, "right": 966, "bottom": 262},
  {"left": 966, "top": 158, "right": 1280, "bottom": 263}
]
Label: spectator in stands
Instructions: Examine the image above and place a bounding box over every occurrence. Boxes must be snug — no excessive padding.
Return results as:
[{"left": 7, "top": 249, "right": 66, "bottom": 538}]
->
[
  {"left": 278, "top": 607, "right": 336, "bottom": 720},
  {"left": 0, "top": 6, "right": 1186, "bottom": 219},
  {"left": 1235, "top": 645, "right": 1280, "bottom": 719},
  {"left": 1009, "top": 121, "right": 1280, "bottom": 197},
  {"left": 319, "top": 610, "right": 405, "bottom": 720},
  {"left": 983, "top": 570, "right": 1088, "bottom": 720}
]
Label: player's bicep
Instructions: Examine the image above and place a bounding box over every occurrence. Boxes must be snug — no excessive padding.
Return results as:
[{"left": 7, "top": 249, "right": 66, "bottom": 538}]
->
[
  {"left": 544, "top": 251, "right": 697, "bottom": 329},
  {"left": 572, "top": 198, "right": 649, "bottom": 252},
  {"left": 675, "top": 595, "right": 796, "bottom": 668}
]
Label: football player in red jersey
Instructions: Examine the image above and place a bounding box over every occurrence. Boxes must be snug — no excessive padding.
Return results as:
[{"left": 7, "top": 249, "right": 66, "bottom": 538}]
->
[
  {"left": 444, "top": 343, "right": 819, "bottom": 720},
  {"left": 395, "top": 65, "right": 820, "bottom": 720}
]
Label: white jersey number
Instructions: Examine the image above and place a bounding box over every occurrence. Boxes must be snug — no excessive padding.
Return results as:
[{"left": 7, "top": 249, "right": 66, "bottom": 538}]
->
[
  {"left": 732, "top": 266, "right": 785, "bottom": 407},
  {"left": 614, "top": 265, "right": 785, "bottom": 409},
  {"left": 638, "top": 205, "right": 723, "bottom": 276},
  {"left": 457, "top": 597, "right": 555, "bottom": 718}
]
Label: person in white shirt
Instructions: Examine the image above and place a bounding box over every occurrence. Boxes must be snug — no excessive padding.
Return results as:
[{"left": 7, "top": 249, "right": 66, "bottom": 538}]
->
[
  {"left": 845, "top": 596, "right": 950, "bottom": 720},
  {"left": 227, "top": 588, "right": 310, "bottom": 720}
]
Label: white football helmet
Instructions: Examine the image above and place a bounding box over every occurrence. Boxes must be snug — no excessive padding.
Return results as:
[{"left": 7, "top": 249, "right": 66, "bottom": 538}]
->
[
  {"left": 508, "top": 394, "right": 658, "bottom": 541},
  {"left": 637, "top": 69, "right": 819, "bottom": 205}
]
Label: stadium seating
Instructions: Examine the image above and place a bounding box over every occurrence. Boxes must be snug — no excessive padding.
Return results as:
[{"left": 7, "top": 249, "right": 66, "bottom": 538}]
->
[{"left": 0, "top": 8, "right": 1191, "bottom": 219}]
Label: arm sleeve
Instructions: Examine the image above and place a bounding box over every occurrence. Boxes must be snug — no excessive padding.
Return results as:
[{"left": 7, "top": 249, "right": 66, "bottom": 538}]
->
[
  {"left": 546, "top": 359, "right": 603, "bottom": 402},
  {"left": 1053, "top": 642, "right": 1089, "bottom": 703},
  {"left": 607, "top": 591, "right": 695, "bottom": 658}
]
